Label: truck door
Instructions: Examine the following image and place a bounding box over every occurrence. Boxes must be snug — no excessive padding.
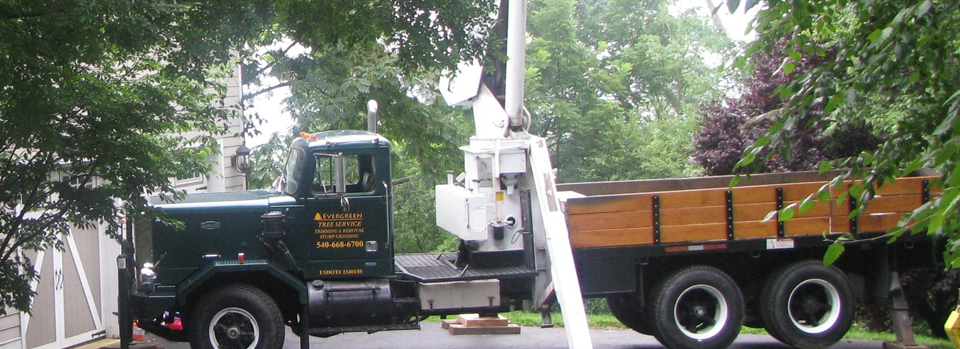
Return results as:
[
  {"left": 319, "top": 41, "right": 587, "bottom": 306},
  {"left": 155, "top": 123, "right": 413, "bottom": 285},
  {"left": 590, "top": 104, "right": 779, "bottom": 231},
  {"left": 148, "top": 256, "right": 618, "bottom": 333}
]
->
[{"left": 305, "top": 151, "right": 392, "bottom": 278}]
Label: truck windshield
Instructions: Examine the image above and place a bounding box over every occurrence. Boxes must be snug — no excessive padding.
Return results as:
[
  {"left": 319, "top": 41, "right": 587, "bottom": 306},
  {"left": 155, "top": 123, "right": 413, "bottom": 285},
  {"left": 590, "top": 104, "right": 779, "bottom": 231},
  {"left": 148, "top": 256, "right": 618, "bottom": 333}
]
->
[{"left": 281, "top": 148, "right": 304, "bottom": 196}]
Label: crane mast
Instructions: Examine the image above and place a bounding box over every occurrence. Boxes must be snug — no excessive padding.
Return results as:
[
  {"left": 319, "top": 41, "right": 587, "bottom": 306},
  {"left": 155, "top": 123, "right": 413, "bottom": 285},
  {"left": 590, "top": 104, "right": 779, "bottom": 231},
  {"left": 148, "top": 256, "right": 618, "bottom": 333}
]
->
[{"left": 436, "top": 1, "right": 592, "bottom": 347}]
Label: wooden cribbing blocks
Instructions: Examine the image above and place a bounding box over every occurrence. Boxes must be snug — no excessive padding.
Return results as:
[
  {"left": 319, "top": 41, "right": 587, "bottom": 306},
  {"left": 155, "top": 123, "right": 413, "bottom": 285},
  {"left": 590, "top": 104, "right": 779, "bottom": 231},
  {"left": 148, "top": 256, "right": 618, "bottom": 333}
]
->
[{"left": 441, "top": 314, "right": 521, "bottom": 335}]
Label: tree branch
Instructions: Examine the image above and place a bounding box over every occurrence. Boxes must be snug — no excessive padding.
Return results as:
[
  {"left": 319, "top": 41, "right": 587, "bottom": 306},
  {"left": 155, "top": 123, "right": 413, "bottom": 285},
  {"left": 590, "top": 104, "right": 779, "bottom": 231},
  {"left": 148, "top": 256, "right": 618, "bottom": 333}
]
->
[
  {"left": 252, "top": 41, "right": 299, "bottom": 77},
  {"left": 243, "top": 81, "right": 291, "bottom": 101},
  {"left": 392, "top": 176, "right": 415, "bottom": 186}
]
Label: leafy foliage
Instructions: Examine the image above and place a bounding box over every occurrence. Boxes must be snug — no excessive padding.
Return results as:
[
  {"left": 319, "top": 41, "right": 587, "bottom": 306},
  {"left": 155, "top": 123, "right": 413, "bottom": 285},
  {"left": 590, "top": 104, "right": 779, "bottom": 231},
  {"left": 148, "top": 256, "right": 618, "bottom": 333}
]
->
[
  {"left": 0, "top": 0, "right": 273, "bottom": 314},
  {"left": 527, "top": 0, "right": 734, "bottom": 182},
  {"left": 247, "top": 133, "right": 290, "bottom": 190},
  {"left": 242, "top": 0, "right": 733, "bottom": 255},
  {"left": 725, "top": 0, "right": 960, "bottom": 266},
  {"left": 693, "top": 43, "right": 881, "bottom": 175},
  {"left": 0, "top": 0, "right": 496, "bottom": 314}
]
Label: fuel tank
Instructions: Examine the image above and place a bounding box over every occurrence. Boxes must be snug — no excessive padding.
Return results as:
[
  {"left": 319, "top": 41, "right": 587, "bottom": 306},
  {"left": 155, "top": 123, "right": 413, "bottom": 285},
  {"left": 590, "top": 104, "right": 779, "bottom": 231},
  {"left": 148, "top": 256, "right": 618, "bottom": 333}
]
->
[{"left": 307, "top": 279, "right": 395, "bottom": 328}]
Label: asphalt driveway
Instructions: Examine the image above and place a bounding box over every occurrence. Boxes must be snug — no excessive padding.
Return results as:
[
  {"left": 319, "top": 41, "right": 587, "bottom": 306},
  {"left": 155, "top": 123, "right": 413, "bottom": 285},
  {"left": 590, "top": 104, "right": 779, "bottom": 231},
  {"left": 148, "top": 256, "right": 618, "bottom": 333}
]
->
[{"left": 148, "top": 324, "right": 892, "bottom": 349}]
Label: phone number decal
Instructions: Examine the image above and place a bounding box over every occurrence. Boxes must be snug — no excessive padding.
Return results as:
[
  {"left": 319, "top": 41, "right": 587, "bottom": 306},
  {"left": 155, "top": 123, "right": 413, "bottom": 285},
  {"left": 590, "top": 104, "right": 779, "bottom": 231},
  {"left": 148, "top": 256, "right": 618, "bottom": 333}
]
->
[{"left": 315, "top": 240, "right": 364, "bottom": 249}]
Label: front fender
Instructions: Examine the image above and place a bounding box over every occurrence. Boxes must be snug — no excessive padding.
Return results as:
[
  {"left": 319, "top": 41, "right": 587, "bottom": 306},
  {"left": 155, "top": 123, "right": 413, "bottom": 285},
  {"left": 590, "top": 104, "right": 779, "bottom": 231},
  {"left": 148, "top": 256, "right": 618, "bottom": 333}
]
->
[{"left": 176, "top": 259, "right": 308, "bottom": 305}]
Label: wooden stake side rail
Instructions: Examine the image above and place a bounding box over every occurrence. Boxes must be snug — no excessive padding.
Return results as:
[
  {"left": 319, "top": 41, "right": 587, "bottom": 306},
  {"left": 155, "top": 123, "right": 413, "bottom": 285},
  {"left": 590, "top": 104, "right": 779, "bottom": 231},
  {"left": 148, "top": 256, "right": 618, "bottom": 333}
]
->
[{"left": 563, "top": 175, "right": 940, "bottom": 249}]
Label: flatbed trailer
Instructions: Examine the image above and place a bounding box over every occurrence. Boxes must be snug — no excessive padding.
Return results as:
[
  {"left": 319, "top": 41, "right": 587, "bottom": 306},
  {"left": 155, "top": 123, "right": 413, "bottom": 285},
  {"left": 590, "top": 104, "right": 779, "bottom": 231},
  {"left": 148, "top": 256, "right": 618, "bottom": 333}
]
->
[{"left": 557, "top": 171, "right": 941, "bottom": 348}]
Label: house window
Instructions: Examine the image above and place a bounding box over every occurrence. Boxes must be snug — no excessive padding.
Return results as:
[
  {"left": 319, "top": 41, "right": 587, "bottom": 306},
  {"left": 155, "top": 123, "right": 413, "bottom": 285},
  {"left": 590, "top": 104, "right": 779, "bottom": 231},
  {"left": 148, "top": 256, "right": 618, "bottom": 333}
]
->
[
  {"left": 173, "top": 170, "right": 205, "bottom": 188},
  {"left": 62, "top": 174, "right": 93, "bottom": 189}
]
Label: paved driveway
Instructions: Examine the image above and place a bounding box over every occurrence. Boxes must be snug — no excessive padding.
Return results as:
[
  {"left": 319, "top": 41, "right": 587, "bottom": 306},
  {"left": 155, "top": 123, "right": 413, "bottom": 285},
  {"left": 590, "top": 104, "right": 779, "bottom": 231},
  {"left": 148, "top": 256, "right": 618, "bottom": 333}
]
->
[{"left": 151, "top": 324, "right": 890, "bottom": 349}]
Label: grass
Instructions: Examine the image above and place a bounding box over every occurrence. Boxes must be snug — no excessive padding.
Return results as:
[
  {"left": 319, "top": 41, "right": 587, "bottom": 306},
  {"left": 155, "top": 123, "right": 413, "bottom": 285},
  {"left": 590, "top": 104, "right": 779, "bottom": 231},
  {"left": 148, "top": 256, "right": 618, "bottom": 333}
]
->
[{"left": 427, "top": 311, "right": 956, "bottom": 348}]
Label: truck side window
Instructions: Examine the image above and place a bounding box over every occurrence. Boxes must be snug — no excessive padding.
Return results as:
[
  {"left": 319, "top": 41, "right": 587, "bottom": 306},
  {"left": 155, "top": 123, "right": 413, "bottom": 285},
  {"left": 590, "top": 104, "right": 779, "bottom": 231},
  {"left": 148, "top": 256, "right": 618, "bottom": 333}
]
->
[
  {"left": 313, "top": 154, "right": 335, "bottom": 195},
  {"left": 312, "top": 153, "right": 375, "bottom": 195}
]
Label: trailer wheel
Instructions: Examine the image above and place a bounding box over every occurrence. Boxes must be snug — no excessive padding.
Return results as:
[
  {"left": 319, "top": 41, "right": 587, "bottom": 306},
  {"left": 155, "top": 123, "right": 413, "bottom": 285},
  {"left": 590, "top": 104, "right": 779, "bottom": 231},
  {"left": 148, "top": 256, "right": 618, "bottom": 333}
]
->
[
  {"left": 761, "top": 260, "right": 853, "bottom": 349},
  {"left": 605, "top": 294, "right": 653, "bottom": 335},
  {"left": 651, "top": 266, "right": 743, "bottom": 349},
  {"left": 189, "top": 284, "right": 284, "bottom": 349}
]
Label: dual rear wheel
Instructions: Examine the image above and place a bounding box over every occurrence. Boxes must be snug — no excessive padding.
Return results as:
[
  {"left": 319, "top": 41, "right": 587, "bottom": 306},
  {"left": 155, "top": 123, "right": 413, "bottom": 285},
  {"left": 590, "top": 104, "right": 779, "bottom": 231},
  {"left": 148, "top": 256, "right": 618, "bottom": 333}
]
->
[
  {"left": 609, "top": 261, "right": 852, "bottom": 349},
  {"left": 761, "top": 261, "right": 854, "bottom": 349}
]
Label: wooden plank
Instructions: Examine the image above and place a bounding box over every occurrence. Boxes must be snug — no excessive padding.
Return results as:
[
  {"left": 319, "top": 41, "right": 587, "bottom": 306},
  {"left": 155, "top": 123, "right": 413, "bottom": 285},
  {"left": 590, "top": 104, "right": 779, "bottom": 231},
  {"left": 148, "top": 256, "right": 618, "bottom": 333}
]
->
[
  {"left": 657, "top": 189, "right": 728, "bottom": 208},
  {"left": 784, "top": 200, "right": 832, "bottom": 218},
  {"left": 734, "top": 220, "right": 778, "bottom": 239},
  {"left": 567, "top": 211, "right": 652, "bottom": 231},
  {"left": 651, "top": 185, "right": 779, "bottom": 209},
  {"left": 445, "top": 322, "right": 522, "bottom": 335},
  {"left": 784, "top": 217, "right": 831, "bottom": 236},
  {"left": 728, "top": 186, "right": 779, "bottom": 204},
  {"left": 569, "top": 227, "right": 654, "bottom": 248},
  {"left": 861, "top": 195, "right": 922, "bottom": 215},
  {"left": 660, "top": 206, "right": 726, "bottom": 226},
  {"left": 566, "top": 195, "right": 651, "bottom": 215},
  {"left": 732, "top": 202, "right": 778, "bottom": 222},
  {"left": 874, "top": 176, "right": 938, "bottom": 196},
  {"left": 829, "top": 199, "right": 852, "bottom": 218},
  {"left": 660, "top": 223, "right": 727, "bottom": 244},
  {"left": 830, "top": 217, "right": 852, "bottom": 234},
  {"left": 824, "top": 194, "right": 921, "bottom": 218},
  {"left": 557, "top": 170, "right": 844, "bottom": 196},
  {"left": 857, "top": 213, "right": 906, "bottom": 233},
  {"left": 457, "top": 314, "right": 510, "bottom": 327},
  {"left": 780, "top": 182, "right": 833, "bottom": 202}
]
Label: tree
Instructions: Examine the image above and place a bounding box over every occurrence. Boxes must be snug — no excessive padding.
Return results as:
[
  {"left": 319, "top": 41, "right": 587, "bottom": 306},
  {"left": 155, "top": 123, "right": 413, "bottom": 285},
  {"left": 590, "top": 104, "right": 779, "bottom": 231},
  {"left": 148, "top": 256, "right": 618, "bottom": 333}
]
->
[
  {"left": 694, "top": 43, "right": 880, "bottom": 176},
  {"left": 0, "top": 0, "right": 497, "bottom": 314},
  {"left": 526, "top": 0, "right": 734, "bottom": 182},
  {"left": 724, "top": 0, "right": 960, "bottom": 261},
  {"left": 717, "top": 0, "right": 960, "bottom": 337},
  {"left": 247, "top": 133, "right": 290, "bottom": 190},
  {"left": 0, "top": 0, "right": 273, "bottom": 314}
]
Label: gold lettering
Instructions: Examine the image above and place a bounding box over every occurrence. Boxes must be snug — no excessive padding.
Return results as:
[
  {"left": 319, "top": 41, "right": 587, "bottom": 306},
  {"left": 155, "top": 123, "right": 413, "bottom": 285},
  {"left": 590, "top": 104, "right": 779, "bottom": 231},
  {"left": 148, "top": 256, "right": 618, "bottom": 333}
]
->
[
  {"left": 319, "top": 213, "right": 364, "bottom": 220},
  {"left": 319, "top": 269, "right": 363, "bottom": 276},
  {"left": 315, "top": 240, "right": 365, "bottom": 249}
]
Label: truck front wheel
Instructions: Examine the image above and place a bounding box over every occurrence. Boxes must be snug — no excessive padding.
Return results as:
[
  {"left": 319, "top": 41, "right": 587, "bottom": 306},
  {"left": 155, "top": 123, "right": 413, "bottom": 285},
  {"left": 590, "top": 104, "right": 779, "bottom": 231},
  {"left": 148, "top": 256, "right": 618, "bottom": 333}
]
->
[
  {"left": 760, "top": 260, "right": 853, "bottom": 349},
  {"left": 651, "top": 266, "right": 743, "bottom": 349},
  {"left": 189, "top": 284, "right": 285, "bottom": 349}
]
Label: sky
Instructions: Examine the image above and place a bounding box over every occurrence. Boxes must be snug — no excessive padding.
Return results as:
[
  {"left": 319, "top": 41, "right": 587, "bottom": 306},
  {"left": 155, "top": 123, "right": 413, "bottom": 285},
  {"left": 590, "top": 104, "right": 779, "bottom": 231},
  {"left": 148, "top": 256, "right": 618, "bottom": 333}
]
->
[{"left": 247, "top": 1, "right": 758, "bottom": 147}]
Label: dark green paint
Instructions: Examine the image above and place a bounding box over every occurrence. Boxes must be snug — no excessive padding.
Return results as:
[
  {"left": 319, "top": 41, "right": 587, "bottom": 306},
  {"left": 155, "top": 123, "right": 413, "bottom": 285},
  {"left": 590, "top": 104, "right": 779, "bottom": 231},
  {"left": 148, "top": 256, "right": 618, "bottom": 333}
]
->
[{"left": 144, "top": 130, "right": 395, "bottom": 306}]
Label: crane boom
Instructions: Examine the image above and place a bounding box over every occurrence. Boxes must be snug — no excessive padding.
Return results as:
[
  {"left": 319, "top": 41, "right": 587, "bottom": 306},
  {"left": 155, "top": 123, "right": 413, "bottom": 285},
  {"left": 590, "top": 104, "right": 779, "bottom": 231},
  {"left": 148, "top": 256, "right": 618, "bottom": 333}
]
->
[{"left": 437, "top": 1, "right": 593, "bottom": 347}]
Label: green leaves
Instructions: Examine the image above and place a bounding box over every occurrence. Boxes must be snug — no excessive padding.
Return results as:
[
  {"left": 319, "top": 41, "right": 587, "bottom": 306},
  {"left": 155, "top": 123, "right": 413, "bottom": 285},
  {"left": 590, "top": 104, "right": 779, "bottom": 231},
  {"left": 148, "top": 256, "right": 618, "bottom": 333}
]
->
[
  {"left": 823, "top": 242, "right": 845, "bottom": 267},
  {"left": 729, "top": 0, "right": 960, "bottom": 268},
  {"left": 0, "top": 0, "right": 271, "bottom": 314},
  {"left": 727, "top": 0, "right": 741, "bottom": 13}
]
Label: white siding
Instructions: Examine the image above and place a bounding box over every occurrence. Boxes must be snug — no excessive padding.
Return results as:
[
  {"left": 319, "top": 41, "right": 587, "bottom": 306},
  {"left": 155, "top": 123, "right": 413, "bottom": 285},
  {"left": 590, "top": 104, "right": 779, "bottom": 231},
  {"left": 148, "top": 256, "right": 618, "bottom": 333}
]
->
[{"left": 0, "top": 309, "right": 22, "bottom": 349}]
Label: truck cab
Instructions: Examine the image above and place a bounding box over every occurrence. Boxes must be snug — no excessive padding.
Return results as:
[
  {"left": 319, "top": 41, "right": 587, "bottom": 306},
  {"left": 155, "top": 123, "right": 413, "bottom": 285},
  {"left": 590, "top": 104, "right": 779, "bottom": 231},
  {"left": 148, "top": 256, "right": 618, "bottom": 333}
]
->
[
  {"left": 132, "top": 130, "right": 426, "bottom": 348},
  {"left": 278, "top": 130, "right": 395, "bottom": 279}
]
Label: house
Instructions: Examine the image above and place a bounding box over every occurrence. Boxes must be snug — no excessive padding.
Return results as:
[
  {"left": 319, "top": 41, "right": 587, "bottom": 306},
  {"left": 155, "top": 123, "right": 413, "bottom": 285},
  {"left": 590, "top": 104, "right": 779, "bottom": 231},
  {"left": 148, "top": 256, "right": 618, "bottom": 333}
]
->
[{"left": 0, "top": 65, "right": 248, "bottom": 349}]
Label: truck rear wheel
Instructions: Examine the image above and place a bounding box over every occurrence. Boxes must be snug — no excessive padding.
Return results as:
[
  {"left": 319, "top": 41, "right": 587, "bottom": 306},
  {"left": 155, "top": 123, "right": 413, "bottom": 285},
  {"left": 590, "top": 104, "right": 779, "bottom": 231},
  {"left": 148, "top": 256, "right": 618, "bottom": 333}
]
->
[
  {"left": 189, "top": 284, "right": 284, "bottom": 349},
  {"left": 605, "top": 294, "right": 653, "bottom": 335},
  {"left": 651, "top": 266, "right": 743, "bottom": 349},
  {"left": 760, "top": 260, "right": 853, "bottom": 349}
]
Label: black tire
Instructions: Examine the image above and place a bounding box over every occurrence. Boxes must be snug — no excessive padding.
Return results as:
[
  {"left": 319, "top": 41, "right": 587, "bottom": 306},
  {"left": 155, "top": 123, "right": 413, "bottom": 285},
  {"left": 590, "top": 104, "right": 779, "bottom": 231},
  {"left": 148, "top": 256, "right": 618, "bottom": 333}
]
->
[
  {"left": 189, "top": 284, "right": 285, "bottom": 349},
  {"left": 760, "top": 260, "right": 854, "bottom": 349},
  {"left": 650, "top": 266, "right": 744, "bottom": 349},
  {"left": 606, "top": 294, "right": 654, "bottom": 335}
]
